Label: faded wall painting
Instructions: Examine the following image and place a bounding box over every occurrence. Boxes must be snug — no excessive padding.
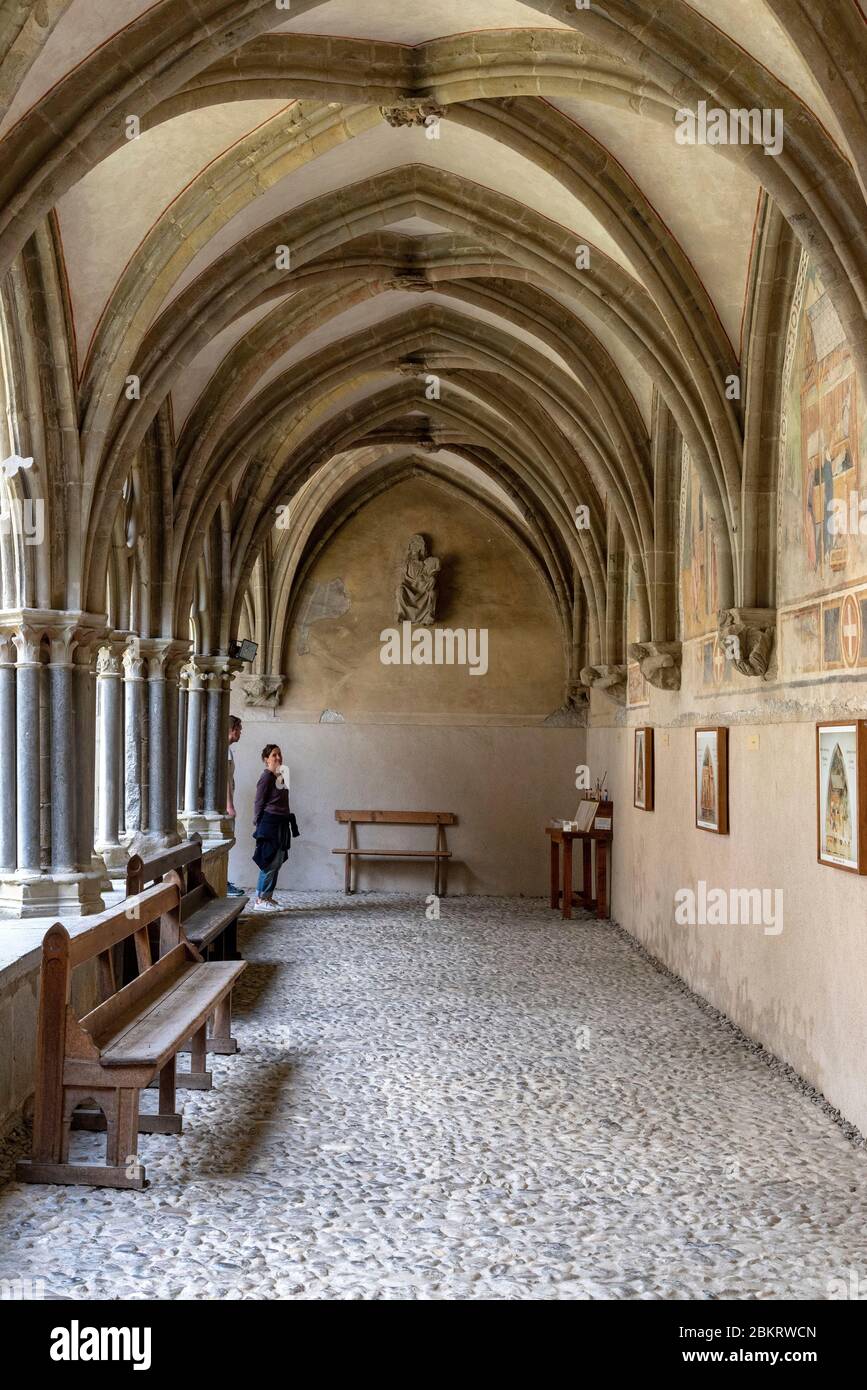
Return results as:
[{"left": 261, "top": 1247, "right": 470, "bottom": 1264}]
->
[
  {"left": 779, "top": 257, "right": 867, "bottom": 608},
  {"left": 679, "top": 444, "right": 718, "bottom": 640}
]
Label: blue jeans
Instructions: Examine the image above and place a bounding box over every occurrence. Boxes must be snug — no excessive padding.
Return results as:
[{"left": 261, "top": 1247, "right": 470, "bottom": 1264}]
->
[{"left": 257, "top": 846, "right": 285, "bottom": 899}]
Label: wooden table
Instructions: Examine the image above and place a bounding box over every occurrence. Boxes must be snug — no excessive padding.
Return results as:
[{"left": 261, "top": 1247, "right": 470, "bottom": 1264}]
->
[{"left": 545, "top": 823, "right": 612, "bottom": 920}]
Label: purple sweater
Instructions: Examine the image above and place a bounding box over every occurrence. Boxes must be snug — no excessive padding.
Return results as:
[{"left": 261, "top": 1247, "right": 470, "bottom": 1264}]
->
[{"left": 254, "top": 770, "right": 290, "bottom": 826}]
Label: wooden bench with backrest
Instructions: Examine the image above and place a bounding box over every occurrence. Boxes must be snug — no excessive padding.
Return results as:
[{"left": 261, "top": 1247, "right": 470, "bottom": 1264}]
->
[
  {"left": 333, "top": 810, "right": 457, "bottom": 895},
  {"left": 126, "top": 835, "right": 247, "bottom": 1058},
  {"left": 16, "top": 881, "right": 245, "bottom": 1190},
  {"left": 126, "top": 833, "right": 247, "bottom": 963}
]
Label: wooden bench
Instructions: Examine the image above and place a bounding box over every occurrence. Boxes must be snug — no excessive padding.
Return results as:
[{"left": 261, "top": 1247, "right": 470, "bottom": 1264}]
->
[
  {"left": 126, "top": 834, "right": 247, "bottom": 963},
  {"left": 126, "top": 836, "right": 247, "bottom": 1057},
  {"left": 16, "top": 882, "right": 245, "bottom": 1190},
  {"left": 333, "top": 810, "right": 456, "bottom": 895}
]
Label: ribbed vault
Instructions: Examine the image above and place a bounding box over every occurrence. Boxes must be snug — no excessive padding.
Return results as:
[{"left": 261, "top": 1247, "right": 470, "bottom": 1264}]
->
[{"left": 0, "top": 0, "right": 864, "bottom": 709}]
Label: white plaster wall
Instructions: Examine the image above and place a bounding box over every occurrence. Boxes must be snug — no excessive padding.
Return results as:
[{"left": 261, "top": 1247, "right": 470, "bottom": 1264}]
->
[
  {"left": 228, "top": 722, "right": 585, "bottom": 897},
  {"left": 585, "top": 708, "right": 867, "bottom": 1136}
]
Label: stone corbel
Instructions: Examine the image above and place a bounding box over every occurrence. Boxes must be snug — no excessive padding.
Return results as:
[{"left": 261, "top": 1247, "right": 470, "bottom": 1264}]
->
[
  {"left": 627, "top": 640, "right": 682, "bottom": 691},
  {"left": 382, "top": 273, "right": 430, "bottom": 293},
  {"left": 397, "top": 356, "right": 432, "bottom": 378},
  {"left": 380, "top": 98, "right": 446, "bottom": 128},
  {"left": 242, "top": 674, "right": 285, "bottom": 709},
  {"left": 544, "top": 684, "right": 589, "bottom": 727},
  {"left": 580, "top": 664, "right": 628, "bottom": 705},
  {"left": 717, "top": 608, "right": 776, "bottom": 678}
]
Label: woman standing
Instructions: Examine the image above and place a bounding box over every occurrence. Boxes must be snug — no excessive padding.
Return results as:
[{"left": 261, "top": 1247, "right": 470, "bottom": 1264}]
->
[{"left": 252, "top": 744, "right": 292, "bottom": 910}]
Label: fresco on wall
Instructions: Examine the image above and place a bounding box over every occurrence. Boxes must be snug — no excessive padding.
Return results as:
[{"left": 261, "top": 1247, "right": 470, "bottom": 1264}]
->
[
  {"left": 679, "top": 444, "right": 719, "bottom": 640},
  {"left": 779, "top": 258, "right": 866, "bottom": 606}
]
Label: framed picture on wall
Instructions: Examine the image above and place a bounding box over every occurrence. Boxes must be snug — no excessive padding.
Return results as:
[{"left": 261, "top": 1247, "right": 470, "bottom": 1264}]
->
[
  {"left": 634, "top": 727, "right": 654, "bottom": 811},
  {"left": 816, "top": 721, "right": 867, "bottom": 873},
  {"left": 695, "top": 727, "right": 728, "bottom": 834}
]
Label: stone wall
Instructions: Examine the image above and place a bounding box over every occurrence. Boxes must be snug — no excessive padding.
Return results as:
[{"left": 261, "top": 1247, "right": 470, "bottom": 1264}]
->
[
  {"left": 586, "top": 653, "right": 867, "bottom": 1136},
  {"left": 228, "top": 723, "right": 585, "bottom": 897}
]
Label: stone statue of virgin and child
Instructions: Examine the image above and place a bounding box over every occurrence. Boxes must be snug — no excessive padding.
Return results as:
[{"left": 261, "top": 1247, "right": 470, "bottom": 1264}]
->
[{"left": 395, "top": 534, "right": 440, "bottom": 626}]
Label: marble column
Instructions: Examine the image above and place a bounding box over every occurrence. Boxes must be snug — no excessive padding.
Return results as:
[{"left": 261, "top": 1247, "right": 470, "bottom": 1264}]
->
[
  {"left": 182, "top": 664, "right": 204, "bottom": 822},
  {"left": 177, "top": 668, "right": 189, "bottom": 814},
  {"left": 46, "top": 625, "right": 78, "bottom": 874},
  {"left": 73, "top": 634, "right": 107, "bottom": 897},
  {"left": 0, "top": 611, "right": 106, "bottom": 916},
  {"left": 94, "top": 640, "right": 127, "bottom": 872},
  {"left": 198, "top": 656, "right": 241, "bottom": 840},
  {"left": 123, "top": 638, "right": 146, "bottom": 839},
  {"left": 13, "top": 624, "right": 42, "bottom": 874},
  {"left": 0, "top": 634, "right": 16, "bottom": 873},
  {"left": 140, "top": 639, "right": 188, "bottom": 848}
]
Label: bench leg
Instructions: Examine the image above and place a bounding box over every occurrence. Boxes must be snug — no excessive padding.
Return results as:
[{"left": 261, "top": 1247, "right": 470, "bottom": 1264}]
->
[
  {"left": 224, "top": 919, "right": 239, "bottom": 961},
  {"left": 208, "top": 995, "right": 239, "bottom": 1055},
  {"left": 182, "top": 1023, "right": 213, "bottom": 1090},
  {"left": 147, "top": 1055, "right": 183, "bottom": 1134},
  {"left": 17, "top": 1087, "right": 147, "bottom": 1189}
]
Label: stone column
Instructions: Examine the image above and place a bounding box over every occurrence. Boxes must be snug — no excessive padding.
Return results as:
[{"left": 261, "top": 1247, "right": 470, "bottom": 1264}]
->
[
  {"left": 46, "top": 624, "right": 78, "bottom": 874},
  {"left": 198, "top": 656, "right": 240, "bottom": 840},
  {"left": 0, "top": 612, "right": 107, "bottom": 916},
  {"left": 13, "top": 623, "right": 42, "bottom": 875},
  {"left": 139, "top": 639, "right": 188, "bottom": 848},
  {"left": 177, "top": 668, "right": 189, "bottom": 815},
  {"left": 73, "top": 633, "right": 108, "bottom": 905},
  {"left": 94, "top": 640, "right": 127, "bottom": 873},
  {"left": 0, "top": 634, "right": 16, "bottom": 873},
  {"left": 180, "top": 660, "right": 207, "bottom": 835},
  {"left": 123, "top": 638, "right": 146, "bottom": 840}
]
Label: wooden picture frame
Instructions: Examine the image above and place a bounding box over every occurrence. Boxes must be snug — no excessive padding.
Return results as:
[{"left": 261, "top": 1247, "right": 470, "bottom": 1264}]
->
[
  {"left": 633, "top": 727, "right": 654, "bottom": 811},
  {"left": 816, "top": 720, "right": 867, "bottom": 873},
  {"left": 695, "top": 727, "right": 729, "bottom": 834}
]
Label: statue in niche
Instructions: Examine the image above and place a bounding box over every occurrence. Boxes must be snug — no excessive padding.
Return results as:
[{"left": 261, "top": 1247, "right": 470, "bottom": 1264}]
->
[{"left": 395, "top": 534, "right": 441, "bottom": 625}]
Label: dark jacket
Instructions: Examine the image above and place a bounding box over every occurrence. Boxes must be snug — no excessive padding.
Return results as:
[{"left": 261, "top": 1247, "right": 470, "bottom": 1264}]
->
[
  {"left": 253, "top": 770, "right": 292, "bottom": 871},
  {"left": 254, "top": 769, "right": 290, "bottom": 825}
]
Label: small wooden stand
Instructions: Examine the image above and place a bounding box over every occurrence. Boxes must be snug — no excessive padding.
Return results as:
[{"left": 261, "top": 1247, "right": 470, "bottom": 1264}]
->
[{"left": 545, "top": 801, "right": 613, "bottom": 920}]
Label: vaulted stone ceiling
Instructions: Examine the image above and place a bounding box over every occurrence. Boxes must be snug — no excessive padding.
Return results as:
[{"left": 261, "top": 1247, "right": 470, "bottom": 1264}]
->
[{"left": 0, "top": 0, "right": 864, "bottom": 697}]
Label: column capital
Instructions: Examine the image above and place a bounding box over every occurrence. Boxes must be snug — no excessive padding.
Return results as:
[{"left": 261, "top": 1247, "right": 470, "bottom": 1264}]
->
[
  {"left": 196, "top": 653, "right": 243, "bottom": 691},
  {"left": 11, "top": 624, "right": 43, "bottom": 666},
  {"left": 138, "top": 637, "right": 191, "bottom": 680},
  {"left": 181, "top": 658, "right": 207, "bottom": 692},
  {"left": 96, "top": 645, "right": 124, "bottom": 677},
  {"left": 0, "top": 608, "right": 108, "bottom": 659}
]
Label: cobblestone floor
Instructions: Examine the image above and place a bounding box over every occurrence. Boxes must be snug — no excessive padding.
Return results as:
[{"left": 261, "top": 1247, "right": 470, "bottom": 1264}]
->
[{"left": 1, "top": 894, "right": 865, "bottom": 1300}]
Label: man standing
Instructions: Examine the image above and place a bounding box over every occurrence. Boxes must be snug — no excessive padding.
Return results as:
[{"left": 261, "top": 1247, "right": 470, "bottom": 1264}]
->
[{"left": 226, "top": 715, "right": 245, "bottom": 897}]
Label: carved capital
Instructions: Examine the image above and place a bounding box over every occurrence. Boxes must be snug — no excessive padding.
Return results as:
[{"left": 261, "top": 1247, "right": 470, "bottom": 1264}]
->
[
  {"left": 96, "top": 645, "right": 123, "bottom": 678},
  {"left": 627, "top": 640, "right": 682, "bottom": 691},
  {"left": 12, "top": 624, "right": 43, "bottom": 667},
  {"left": 241, "top": 674, "right": 285, "bottom": 708},
  {"left": 380, "top": 98, "right": 446, "bottom": 128},
  {"left": 197, "top": 654, "right": 238, "bottom": 692},
  {"left": 580, "top": 663, "right": 628, "bottom": 705},
  {"left": 716, "top": 608, "right": 776, "bottom": 679},
  {"left": 122, "top": 638, "right": 145, "bottom": 681},
  {"left": 45, "top": 624, "right": 80, "bottom": 667}
]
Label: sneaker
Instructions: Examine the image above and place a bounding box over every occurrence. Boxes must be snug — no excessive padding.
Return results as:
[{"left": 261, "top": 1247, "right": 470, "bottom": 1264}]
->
[
  {"left": 252, "top": 898, "right": 278, "bottom": 912},
  {"left": 227, "top": 883, "right": 245, "bottom": 898}
]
